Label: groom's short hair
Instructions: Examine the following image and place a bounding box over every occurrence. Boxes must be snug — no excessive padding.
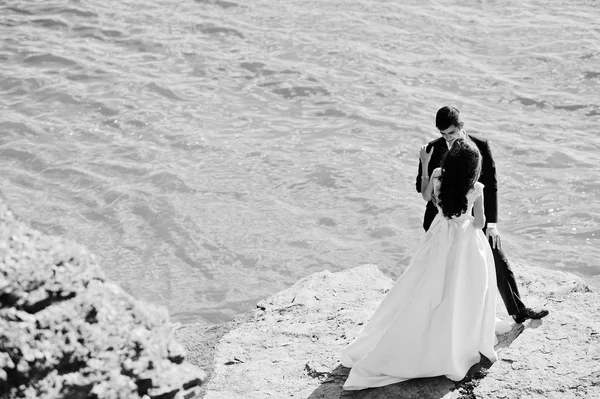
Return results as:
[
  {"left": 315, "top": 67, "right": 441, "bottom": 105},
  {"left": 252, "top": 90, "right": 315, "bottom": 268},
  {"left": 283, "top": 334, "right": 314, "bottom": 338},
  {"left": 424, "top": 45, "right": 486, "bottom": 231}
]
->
[{"left": 436, "top": 106, "right": 464, "bottom": 130}]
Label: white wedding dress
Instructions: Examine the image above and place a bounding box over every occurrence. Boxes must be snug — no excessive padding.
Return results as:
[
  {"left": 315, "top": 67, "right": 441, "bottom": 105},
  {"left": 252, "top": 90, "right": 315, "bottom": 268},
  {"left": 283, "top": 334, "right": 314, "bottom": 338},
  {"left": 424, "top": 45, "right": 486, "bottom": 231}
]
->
[{"left": 341, "top": 179, "right": 498, "bottom": 390}]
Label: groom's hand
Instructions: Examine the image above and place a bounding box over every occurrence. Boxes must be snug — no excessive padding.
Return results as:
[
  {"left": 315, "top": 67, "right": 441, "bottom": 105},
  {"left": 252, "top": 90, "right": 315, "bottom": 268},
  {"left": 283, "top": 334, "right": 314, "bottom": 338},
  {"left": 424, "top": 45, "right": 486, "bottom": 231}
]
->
[{"left": 486, "top": 226, "right": 502, "bottom": 249}]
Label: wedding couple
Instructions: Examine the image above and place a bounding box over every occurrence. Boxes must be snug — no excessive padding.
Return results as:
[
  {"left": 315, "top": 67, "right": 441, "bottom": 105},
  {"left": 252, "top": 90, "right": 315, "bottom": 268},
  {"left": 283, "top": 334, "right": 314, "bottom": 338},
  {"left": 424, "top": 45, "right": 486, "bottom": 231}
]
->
[{"left": 340, "top": 106, "right": 549, "bottom": 390}]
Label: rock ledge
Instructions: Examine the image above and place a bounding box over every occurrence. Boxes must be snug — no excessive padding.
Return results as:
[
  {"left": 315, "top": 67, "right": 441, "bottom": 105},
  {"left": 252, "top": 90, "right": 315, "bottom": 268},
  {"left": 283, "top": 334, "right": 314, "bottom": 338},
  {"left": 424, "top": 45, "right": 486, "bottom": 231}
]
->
[{"left": 177, "top": 263, "right": 600, "bottom": 399}]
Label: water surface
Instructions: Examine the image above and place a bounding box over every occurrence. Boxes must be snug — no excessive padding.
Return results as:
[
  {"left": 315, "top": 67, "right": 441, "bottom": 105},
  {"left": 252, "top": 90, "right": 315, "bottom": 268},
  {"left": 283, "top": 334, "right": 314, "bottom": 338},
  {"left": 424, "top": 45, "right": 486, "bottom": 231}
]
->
[{"left": 1, "top": 0, "right": 599, "bottom": 324}]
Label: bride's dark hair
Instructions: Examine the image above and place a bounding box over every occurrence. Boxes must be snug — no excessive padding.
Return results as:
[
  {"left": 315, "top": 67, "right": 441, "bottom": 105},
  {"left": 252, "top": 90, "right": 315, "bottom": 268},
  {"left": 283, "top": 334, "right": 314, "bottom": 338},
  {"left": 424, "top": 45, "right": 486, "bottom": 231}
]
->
[{"left": 437, "top": 138, "right": 482, "bottom": 219}]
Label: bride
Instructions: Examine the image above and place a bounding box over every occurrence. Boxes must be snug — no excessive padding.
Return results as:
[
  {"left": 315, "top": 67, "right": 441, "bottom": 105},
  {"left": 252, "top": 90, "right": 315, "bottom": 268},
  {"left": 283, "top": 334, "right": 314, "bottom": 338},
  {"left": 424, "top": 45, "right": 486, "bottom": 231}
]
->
[{"left": 341, "top": 138, "right": 501, "bottom": 390}]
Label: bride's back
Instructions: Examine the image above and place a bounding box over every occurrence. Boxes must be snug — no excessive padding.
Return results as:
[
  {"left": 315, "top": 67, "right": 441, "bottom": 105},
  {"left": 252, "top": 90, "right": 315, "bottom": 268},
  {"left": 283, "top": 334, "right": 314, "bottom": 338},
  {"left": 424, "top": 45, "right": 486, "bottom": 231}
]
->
[{"left": 433, "top": 139, "right": 482, "bottom": 221}]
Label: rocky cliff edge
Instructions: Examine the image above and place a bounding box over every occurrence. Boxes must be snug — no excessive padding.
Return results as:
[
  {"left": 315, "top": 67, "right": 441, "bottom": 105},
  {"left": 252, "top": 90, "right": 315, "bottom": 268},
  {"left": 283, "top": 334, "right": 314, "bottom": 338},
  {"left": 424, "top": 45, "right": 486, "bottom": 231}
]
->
[{"left": 176, "top": 262, "right": 600, "bottom": 399}]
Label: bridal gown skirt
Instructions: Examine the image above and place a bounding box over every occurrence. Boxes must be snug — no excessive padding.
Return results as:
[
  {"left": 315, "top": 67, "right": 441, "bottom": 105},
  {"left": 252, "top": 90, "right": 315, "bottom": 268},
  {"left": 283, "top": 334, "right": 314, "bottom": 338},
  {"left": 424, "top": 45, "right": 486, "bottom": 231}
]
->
[{"left": 341, "top": 214, "right": 498, "bottom": 390}]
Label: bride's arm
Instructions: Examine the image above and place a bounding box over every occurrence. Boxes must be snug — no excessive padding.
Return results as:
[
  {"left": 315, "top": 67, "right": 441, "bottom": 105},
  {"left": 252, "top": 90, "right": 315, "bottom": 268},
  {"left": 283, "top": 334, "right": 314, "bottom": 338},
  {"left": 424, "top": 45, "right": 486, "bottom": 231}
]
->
[
  {"left": 421, "top": 177, "right": 434, "bottom": 202},
  {"left": 473, "top": 192, "right": 486, "bottom": 229},
  {"left": 421, "top": 168, "right": 441, "bottom": 202}
]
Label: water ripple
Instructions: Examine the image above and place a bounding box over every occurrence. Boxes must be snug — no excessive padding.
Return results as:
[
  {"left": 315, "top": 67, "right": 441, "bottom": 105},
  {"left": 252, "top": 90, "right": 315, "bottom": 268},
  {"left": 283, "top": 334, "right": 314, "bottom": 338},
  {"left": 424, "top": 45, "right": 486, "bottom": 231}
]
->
[{"left": 195, "top": 0, "right": 239, "bottom": 9}]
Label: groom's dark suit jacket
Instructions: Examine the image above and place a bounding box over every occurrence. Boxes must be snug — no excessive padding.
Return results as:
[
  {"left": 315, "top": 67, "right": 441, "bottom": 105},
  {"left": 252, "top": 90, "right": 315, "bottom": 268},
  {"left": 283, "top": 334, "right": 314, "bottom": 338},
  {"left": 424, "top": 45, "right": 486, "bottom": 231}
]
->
[{"left": 415, "top": 134, "right": 498, "bottom": 231}]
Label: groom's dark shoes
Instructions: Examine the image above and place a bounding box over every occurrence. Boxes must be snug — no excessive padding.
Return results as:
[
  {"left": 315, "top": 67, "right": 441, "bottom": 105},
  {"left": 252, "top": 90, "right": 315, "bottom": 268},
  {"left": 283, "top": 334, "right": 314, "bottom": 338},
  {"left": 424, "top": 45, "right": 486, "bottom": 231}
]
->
[{"left": 512, "top": 307, "right": 549, "bottom": 324}]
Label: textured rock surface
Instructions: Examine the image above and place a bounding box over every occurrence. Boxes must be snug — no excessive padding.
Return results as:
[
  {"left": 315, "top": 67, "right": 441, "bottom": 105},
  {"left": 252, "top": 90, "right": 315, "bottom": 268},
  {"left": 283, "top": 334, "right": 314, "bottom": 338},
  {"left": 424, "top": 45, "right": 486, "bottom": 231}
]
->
[
  {"left": 0, "top": 199, "right": 206, "bottom": 399},
  {"left": 178, "top": 263, "right": 600, "bottom": 399}
]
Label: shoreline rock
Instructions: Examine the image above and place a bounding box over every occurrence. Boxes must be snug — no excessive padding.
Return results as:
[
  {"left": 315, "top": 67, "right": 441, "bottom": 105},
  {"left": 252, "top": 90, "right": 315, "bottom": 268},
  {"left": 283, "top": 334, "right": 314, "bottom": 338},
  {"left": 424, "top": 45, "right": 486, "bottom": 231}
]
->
[
  {"left": 0, "top": 199, "right": 206, "bottom": 399},
  {"left": 177, "top": 263, "right": 600, "bottom": 398},
  {"left": 2, "top": 192, "right": 598, "bottom": 398}
]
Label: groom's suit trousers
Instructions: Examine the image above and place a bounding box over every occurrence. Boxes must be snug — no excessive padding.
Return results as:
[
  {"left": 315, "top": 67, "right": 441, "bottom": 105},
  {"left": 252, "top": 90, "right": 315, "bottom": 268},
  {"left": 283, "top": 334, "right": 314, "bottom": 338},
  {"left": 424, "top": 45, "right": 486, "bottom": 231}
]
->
[{"left": 486, "top": 236, "right": 526, "bottom": 316}]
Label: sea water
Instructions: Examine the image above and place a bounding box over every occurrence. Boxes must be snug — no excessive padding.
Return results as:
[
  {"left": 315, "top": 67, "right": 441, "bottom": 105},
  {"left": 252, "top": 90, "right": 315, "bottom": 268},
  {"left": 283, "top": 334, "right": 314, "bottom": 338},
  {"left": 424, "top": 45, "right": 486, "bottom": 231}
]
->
[{"left": 1, "top": 0, "right": 598, "bottom": 324}]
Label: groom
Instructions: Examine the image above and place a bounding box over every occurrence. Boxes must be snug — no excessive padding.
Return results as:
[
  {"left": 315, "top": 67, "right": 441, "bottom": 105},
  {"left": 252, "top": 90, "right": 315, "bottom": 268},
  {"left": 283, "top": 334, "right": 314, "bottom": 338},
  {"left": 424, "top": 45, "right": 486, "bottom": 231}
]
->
[{"left": 416, "top": 105, "right": 549, "bottom": 324}]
